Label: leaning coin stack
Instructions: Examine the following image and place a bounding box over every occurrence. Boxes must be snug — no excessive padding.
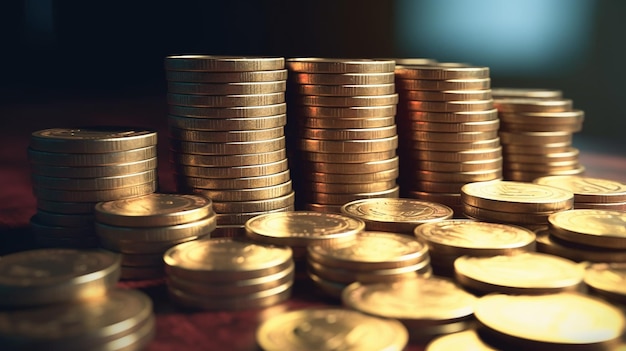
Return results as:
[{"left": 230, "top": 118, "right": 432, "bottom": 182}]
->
[
  {"left": 493, "top": 91, "right": 585, "bottom": 181},
  {"left": 95, "top": 193, "right": 217, "bottom": 280},
  {"left": 394, "top": 63, "right": 501, "bottom": 216},
  {"left": 286, "top": 58, "right": 400, "bottom": 213},
  {"left": 534, "top": 175, "right": 626, "bottom": 211},
  {"left": 414, "top": 219, "right": 536, "bottom": 276},
  {"left": 460, "top": 180, "right": 574, "bottom": 226},
  {"left": 0, "top": 248, "right": 156, "bottom": 351},
  {"left": 165, "top": 55, "right": 295, "bottom": 236},
  {"left": 306, "top": 231, "right": 431, "bottom": 298},
  {"left": 28, "top": 127, "right": 158, "bottom": 248},
  {"left": 164, "top": 237, "right": 294, "bottom": 310}
]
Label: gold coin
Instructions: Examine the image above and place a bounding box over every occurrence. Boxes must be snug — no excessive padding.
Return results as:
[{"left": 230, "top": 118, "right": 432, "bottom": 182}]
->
[
  {"left": 410, "top": 130, "right": 499, "bottom": 143},
  {"left": 535, "top": 229, "right": 626, "bottom": 263},
  {"left": 211, "top": 191, "right": 295, "bottom": 213},
  {"left": 99, "top": 233, "right": 207, "bottom": 254},
  {"left": 403, "top": 89, "right": 492, "bottom": 101},
  {"left": 310, "top": 180, "right": 397, "bottom": 194},
  {"left": 300, "top": 135, "right": 397, "bottom": 153},
  {"left": 462, "top": 203, "right": 552, "bottom": 224},
  {"left": 584, "top": 262, "right": 626, "bottom": 303},
  {"left": 411, "top": 180, "right": 469, "bottom": 193},
  {"left": 498, "top": 109, "right": 584, "bottom": 125},
  {"left": 96, "top": 213, "right": 216, "bottom": 242},
  {"left": 500, "top": 121, "right": 583, "bottom": 133},
  {"left": 454, "top": 253, "right": 584, "bottom": 294},
  {"left": 491, "top": 87, "right": 563, "bottom": 99},
  {"left": 302, "top": 116, "right": 396, "bottom": 129},
  {"left": 304, "top": 168, "right": 399, "bottom": 184},
  {"left": 245, "top": 211, "right": 364, "bottom": 247},
  {"left": 298, "top": 94, "right": 398, "bottom": 107},
  {"left": 305, "top": 156, "right": 398, "bottom": 174},
  {"left": 256, "top": 308, "right": 408, "bottom": 351},
  {"left": 502, "top": 141, "right": 572, "bottom": 155},
  {"left": 548, "top": 209, "right": 626, "bottom": 249},
  {"left": 169, "top": 103, "right": 286, "bottom": 118},
  {"left": 425, "top": 329, "right": 499, "bottom": 351},
  {"left": 171, "top": 137, "right": 285, "bottom": 156},
  {"left": 287, "top": 58, "right": 395, "bottom": 73},
  {"left": 305, "top": 186, "right": 400, "bottom": 205},
  {"left": 297, "top": 83, "right": 395, "bottom": 96},
  {"left": 341, "top": 197, "right": 453, "bottom": 233},
  {"left": 27, "top": 145, "right": 156, "bottom": 167},
  {"left": 33, "top": 181, "right": 156, "bottom": 202},
  {"left": 389, "top": 57, "right": 437, "bottom": 65},
  {"left": 499, "top": 131, "right": 572, "bottom": 145},
  {"left": 473, "top": 293, "right": 625, "bottom": 349},
  {"left": 215, "top": 206, "right": 294, "bottom": 226},
  {"left": 95, "top": 193, "right": 213, "bottom": 227},
  {"left": 308, "top": 258, "right": 431, "bottom": 284},
  {"left": 406, "top": 99, "right": 494, "bottom": 112},
  {"left": 574, "top": 201, "right": 626, "bottom": 211},
  {"left": 397, "top": 78, "right": 491, "bottom": 91},
  {"left": 461, "top": 180, "right": 574, "bottom": 213},
  {"left": 168, "top": 281, "right": 292, "bottom": 310},
  {"left": 167, "top": 80, "right": 285, "bottom": 95},
  {"left": 300, "top": 125, "right": 397, "bottom": 140},
  {"left": 290, "top": 72, "right": 395, "bottom": 85},
  {"left": 0, "top": 249, "right": 120, "bottom": 306},
  {"left": 30, "top": 157, "right": 157, "bottom": 178},
  {"left": 504, "top": 166, "right": 586, "bottom": 182},
  {"left": 172, "top": 149, "right": 286, "bottom": 167},
  {"left": 494, "top": 98, "right": 573, "bottom": 112},
  {"left": 505, "top": 160, "right": 581, "bottom": 172},
  {"left": 168, "top": 114, "right": 286, "bottom": 131},
  {"left": 534, "top": 175, "right": 626, "bottom": 203},
  {"left": 411, "top": 119, "right": 499, "bottom": 133},
  {"left": 175, "top": 158, "right": 288, "bottom": 179},
  {"left": 299, "top": 105, "right": 396, "bottom": 118},
  {"left": 302, "top": 150, "right": 396, "bottom": 163},
  {"left": 165, "top": 69, "right": 288, "bottom": 82},
  {"left": 505, "top": 148, "right": 579, "bottom": 163},
  {"left": 31, "top": 169, "right": 156, "bottom": 191},
  {"left": 414, "top": 169, "right": 502, "bottom": 183},
  {"left": 189, "top": 180, "right": 292, "bottom": 202},
  {"left": 33, "top": 210, "right": 94, "bottom": 228},
  {"left": 411, "top": 138, "right": 501, "bottom": 152},
  {"left": 167, "top": 92, "right": 284, "bottom": 107},
  {"left": 30, "top": 127, "right": 157, "bottom": 154},
  {"left": 395, "top": 65, "right": 489, "bottom": 80},
  {"left": 413, "top": 158, "right": 502, "bottom": 172},
  {"left": 165, "top": 55, "right": 284, "bottom": 71},
  {"left": 169, "top": 126, "right": 284, "bottom": 142},
  {"left": 178, "top": 169, "right": 291, "bottom": 190},
  {"left": 411, "top": 147, "right": 502, "bottom": 162},
  {"left": 404, "top": 109, "right": 498, "bottom": 123}
]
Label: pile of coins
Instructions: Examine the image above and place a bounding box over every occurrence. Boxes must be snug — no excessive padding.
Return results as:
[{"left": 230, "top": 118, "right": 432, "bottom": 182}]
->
[
  {"left": 395, "top": 63, "right": 502, "bottom": 215},
  {"left": 28, "top": 127, "right": 158, "bottom": 248},
  {"left": 0, "top": 249, "right": 155, "bottom": 350},
  {"left": 534, "top": 175, "right": 626, "bottom": 211},
  {"left": 164, "top": 237, "right": 294, "bottom": 310},
  {"left": 493, "top": 88, "right": 585, "bottom": 181},
  {"left": 95, "top": 193, "right": 216, "bottom": 280},
  {"left": 306, "top": 231, "right": 431, "bottom": 298},
  {"left": 286, "top": 58, "right": 400, "bottom": 213},
  {"left": 460, "top": 180, "right": 574, "bottom": 226},
  {"left": 414, "top": 220, "right": 536, "bottom": 276},
  {"left": 165, "top": 55, "right": 295, "bottom": 235}
]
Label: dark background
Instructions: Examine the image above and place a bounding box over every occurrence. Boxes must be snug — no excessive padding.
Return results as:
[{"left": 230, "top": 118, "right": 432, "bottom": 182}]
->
[{"left": 1, "top": 0, "right": 625, "bottom": 154}]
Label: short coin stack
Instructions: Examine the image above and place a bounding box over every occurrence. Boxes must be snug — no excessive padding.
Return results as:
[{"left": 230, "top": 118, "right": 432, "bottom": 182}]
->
[
  {"left": 414, "top": 220, "right": 536, "bottom": 276},
  {"left": 28, "top": 127, "right": 158, "bottom": 248},
  {"left": 164, "top": 237, "right": 294, "bottom": 310},
  {"left": 460, "top": 180, "right": 574, "bottom": 226},
  {"left": 583, "top": 262, "right": 626, "bottom": 306},
  {"left": 286, "top": 58, "right": 400, "bottom": 213},
  {"left": 394, "top": 63, "right": 501, "bottom": 215},
  {"left": 306, "top": 231, "right": 431, "bottom": 298},
  {"left": 95, "top": 193, "right": 216, "bottom": 280},
  {"left": 165, "top": 55, "right": 294, "bottom": 235},
  {"left": 0, "top": 249, "right": 155, "bottom": 350},
  {"left": 534, "top": 175, "right": 626, "bottom": 211},
  {"left": 493, "top": 94, "right": 585, "bottom": 181}
]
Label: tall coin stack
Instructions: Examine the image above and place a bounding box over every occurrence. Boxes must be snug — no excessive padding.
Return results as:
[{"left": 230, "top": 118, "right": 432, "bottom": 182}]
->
[
  {"left": 286, "top": 58, "right": 400, "bottom": 213},
  {"left": 492, "top": 90, "right": 585, "bottom": 182},
  {"left": 164, "top": 55, "right": 295, "bottom": 236},
  {"left": 394, "top": 64, "right": 502, "bottom": 215},
  {"left": 28, "top": 127, "right": 158, "bottom": 249}
]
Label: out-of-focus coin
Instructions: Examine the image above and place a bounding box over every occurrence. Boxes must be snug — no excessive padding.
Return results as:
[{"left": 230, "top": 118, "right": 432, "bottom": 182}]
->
[
  {"left": 167, "top": 81, "right": 286, "bottom": 95},
  {"left": 165, "top": 55, "right": 284, "bottom": 71},
  {"left": 165, "top": 69, "right": 288, "bottom": 83},
  {"left": 534, "top": 175, "right": 626, "bottom": 203},
  {"left": 462, "top": 203, "right": 552, "bottom": 225},
  {"left": 287, "top": 58, "right": 395, "bottom": 73},
  {"left": 30, "top": 127, "right": 157, "bottom": 153},
  {"left": 189, "top": 180, "right": 292, "bottom": 202},
  {"left": 499, "top": 131, "right": 572, "bottom": 145},
  {"left": 535, "top": 228, "right": 626, "bottom": 263},
  {"left": 493, "top": 98, "right": 573, "bottom": 113},
  {"left": 308, "top": 258, "right": 431, "bottom": 284},
  {"left": 491, "top": 87, "right": 562, "bottom": 99},
  {"left": 548, "top": 209, "right": 626, "bottom": 249},
  {"left": 425, "top": 329, "right": 499, "bottom": 351},
  {"left": 583, "top": 262, "right": 626, "bottom": 304},
  {"left": 498, "top": 109, "right": 583, "bottom": 126},
  {"left": 505, "top": 148, "right": 579, "bottom": 164}
]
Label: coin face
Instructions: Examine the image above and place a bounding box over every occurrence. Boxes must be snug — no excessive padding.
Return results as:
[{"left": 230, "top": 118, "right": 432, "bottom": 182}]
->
[
  {"left": 534, "top": 175, "right": 626, "bottom": 203},
  {"left": 548, "top": 209, "right": 626, "bottom": 248},
  {"left": 584, "top": 262, "right": 626, "bottom": 297},
  {"left": 341, "top": 198, "right": 453, "bottom": 225},
  {"left": 255, "top": 308, "right": 408, "bottom": 351},
  {"left": 30, "top": 127, "right": 157, "bottom": 153}
]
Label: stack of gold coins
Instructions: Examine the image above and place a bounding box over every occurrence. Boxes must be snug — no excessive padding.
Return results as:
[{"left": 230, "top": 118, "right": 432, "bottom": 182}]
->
[
  {"left": 535, "top": 209, "right": 626, "bottom": 263},
  {"left": 493, "top": 95, "right": 585, "bottom": 181},
  {"left": 583, "top": 262, "right": 626, "bottom": 306},
  {"left": 28, "top": 127, "right": 158, "bottom": 249},
  {"left": 0, "top": 249, "right": 155, "bottom": 350},
  {"left": 164, "top": 55, "right": 294, "bottom": 235},
  {"left": 341, "top": 197, "right": 453, "bottom": 234},
  {"left": 473, "top": 293, "right": 625, "bottom": 350},
  {"left": 454, "top": 252, "right": 585, "bottom": 295},
  {"left": 394, "top": 63, "right": 501, "bottom": 215},
  {"left": 343, "top": 277, "right": 476, "bottom": 342},
  {"left": 414, "top": 220, "right": 536, "bottom": 276},
  {"left": 286, "top": 58, "right": 400, "bottom": 213},
  {"left": 256, "top": 308, "right": 409, "bottom": 351},
  {"left": 534, "top": 175, "right": 626, "bottom": 210},
  {"left": 244, "top": 211, "right": 364, "bottom": 262},
  {"left": 164, "top": 237, "right": 294, "bottom": 310},
  {"left": 306, "top": 231, "right": 431, "bottom": 298},
  {"left": 95, "top": 193, "right": 216, "bottom": 280},
  {"left": 460, "top": 180, "right": 573, "bottom": 225}
]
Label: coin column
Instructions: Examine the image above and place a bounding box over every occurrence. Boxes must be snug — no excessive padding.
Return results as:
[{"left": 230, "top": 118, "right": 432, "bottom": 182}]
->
[
  {"left": 492, "top": 93, "right": 585, "bottom": 182},
  {"left": 28, "top": 127, "right": 158, "bottom": 249},
  {"left": 394, "top": 64, "right": 501, "bottom": 216},
  {"left": 286, "top": 58, "right": 400, "bottom": 213},
  {"left": 164, "top": 56, "right": 295, "bottom": 236}
]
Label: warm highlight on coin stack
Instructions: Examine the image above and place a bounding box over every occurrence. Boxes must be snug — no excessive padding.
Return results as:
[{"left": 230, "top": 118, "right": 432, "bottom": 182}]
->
[
  {"left": 28, "top": 127, "right": 158, "bottom": 248},
  {"left": 165, "top": 55, "right": 295, "bottom": 236},
  {"left": 394, "top": 63, "right": 502, "bottom": 215},
  {"left": 286, "top": 58, "right": 400, "bottom": 213}
]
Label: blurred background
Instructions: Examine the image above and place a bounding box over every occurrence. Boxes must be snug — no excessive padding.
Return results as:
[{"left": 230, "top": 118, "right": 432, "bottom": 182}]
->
[{"left": 1, "top": 0, "right": 625, "bottom": 154}]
